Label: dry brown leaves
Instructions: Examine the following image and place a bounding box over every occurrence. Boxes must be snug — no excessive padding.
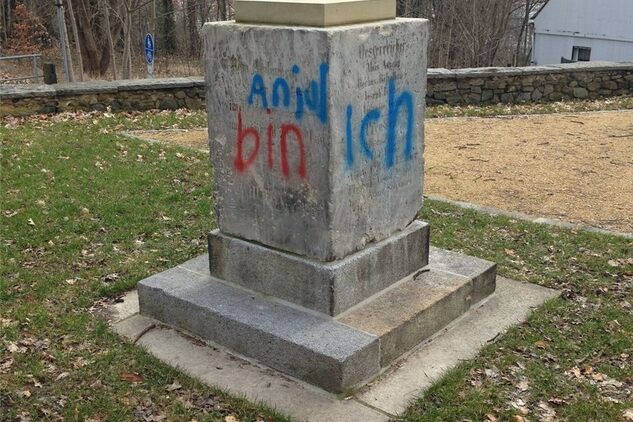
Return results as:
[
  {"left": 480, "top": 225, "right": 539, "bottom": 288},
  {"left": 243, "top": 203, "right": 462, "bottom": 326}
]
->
[
  {"left": 120, "top": 371, "right": 144, "bottom": 383},
  {"left": 565, "top": 365, "right": 631, "bottom": 404},
  {"left": 1, "top": 108, "right": 203, "bottom": 130}
]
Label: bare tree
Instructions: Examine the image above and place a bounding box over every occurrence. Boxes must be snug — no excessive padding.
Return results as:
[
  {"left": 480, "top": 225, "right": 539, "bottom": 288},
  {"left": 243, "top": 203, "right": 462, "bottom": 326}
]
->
[
  {"left": 73, "top": 0, "right": 117, "bottom": 76},
  {"left": 397, "top": 0, "right": 544, "bottom": 68},
  {"left": 158, "top": 0, "right": 176, "bottom": 52},
  {"left": 185, "top": 0, "right": 200, "bottom": 56},
  {"left": 100, "top": 0, "right": 118, "bottom": 79},
  {"left": 66, "top": 0, "right": 84, "bottom": 81},
  {"left": 514, "top": 0, "right": 545, "bottom": 65},
  {"left": 59, "top": 0, "right": 75, "bottom": 81}
]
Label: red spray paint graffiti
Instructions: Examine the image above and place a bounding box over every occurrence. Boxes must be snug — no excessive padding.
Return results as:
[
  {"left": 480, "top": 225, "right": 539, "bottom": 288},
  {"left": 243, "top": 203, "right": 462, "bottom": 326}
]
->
[{"left": 233, "top": 108, "right": 307, "bottom": 180}]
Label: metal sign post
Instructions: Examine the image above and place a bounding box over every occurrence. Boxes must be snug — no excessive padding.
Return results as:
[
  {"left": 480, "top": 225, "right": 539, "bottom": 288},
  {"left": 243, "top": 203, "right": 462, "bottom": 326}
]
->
[{"left": 145, "top": 33, "right": 155, "bottom": 79}]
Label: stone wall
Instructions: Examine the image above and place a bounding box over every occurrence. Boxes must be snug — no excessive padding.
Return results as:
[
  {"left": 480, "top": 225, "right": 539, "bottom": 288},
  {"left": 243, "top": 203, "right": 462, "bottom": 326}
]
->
[
  {"left": 427, "top": 61, "right": 633, "bottom": 105},
  {"left": 1, "top": 62, "right": 632, "bottom": 116},
  {"left": 0, "top": 78, "right": 206, "bottom": 117}
]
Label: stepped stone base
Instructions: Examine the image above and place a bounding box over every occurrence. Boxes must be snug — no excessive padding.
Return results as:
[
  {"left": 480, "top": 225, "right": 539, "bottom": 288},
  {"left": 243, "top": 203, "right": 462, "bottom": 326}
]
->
[
  {"left": 208, "top": 220, "right": 429, "bottom": 316},
  {"left": 138, "top": 244, "right": 495, "bottom": 393}
]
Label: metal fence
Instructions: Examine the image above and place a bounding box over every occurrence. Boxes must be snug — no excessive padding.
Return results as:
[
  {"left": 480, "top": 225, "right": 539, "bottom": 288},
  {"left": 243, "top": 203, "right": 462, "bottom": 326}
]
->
[{"left": 0, "top": 54, "right": 42, "bottom": 83}]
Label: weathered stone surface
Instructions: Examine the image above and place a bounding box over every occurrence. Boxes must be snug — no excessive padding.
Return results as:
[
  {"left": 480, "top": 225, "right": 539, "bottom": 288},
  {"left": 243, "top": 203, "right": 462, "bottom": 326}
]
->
[
  {"left": 0, "top": 83, "right": 57, "bottom": 99},
  {"left": 355, "top": 277, "right": 559, "bottom": 416},
  {"left": 433, "top": 81, "right": 457, "bottom": 91},
  {"left": 339, "top": 248, "right": 495, "bottom": 366},
  {"left": 208, "top": 220, "right": 430, "bottom": 315},
  {"left": 0, "top": 79, "right": 206, "bottom": 117},
  {"left": 427, "top": 246, "right": 496, "bottom": 304},
  {"left": 138, "top": 266, "right": 380, "bottom": 393},
  {"left": 204, "top": 19, "right": 429, "bottom": 261},
  {"left": 500, "top": 93, "right": 514, "bottom": 103},
  {"left": 235, "top": 0, "right": 396, "bottom": 27},
  {"left": 137, "top": 246, "right": 496, "bottom": 391},
  {"left": 517, "top": 92, "right": 532, "bottom": 102},
  {"left": 425, "top": 61, "right": 633, "bottom": 105},
  {"left": 531, "top": 89, "right": 543, "bottom": 101},
  {"left": 113, "top": 278, "right": 555, "bottom": 421},
  {"left": 338, "top": 269, "right": 473, "bottom": 366},
  {"left": 113, "top": 314, "right": 155, "bottom": 340},
  {"left": 159, "top": 97, "right": 179, "bottom": 110},
  {"left": 481, "top": 90, "right": 494, "bottom": 101},
  {"left": 135, "top": 327, "right": 389, "bottom": 422},
  {"left": 55, "top": 81, "right": 118, "bottom": 96},
  {"left": 573, "top": 87, "right": 589, "bottom": 98}
]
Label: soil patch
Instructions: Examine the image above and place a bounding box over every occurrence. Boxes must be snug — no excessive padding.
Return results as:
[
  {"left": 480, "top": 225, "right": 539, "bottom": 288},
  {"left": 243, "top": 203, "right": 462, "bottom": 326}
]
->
[
  {"left": 127, "top": 110, "right": 633, "bottom": 234},
  {"left": 126, "top": 129, "right": 209, "bottom": 151},
  {"left": 425, "top": 111, "right": 632, "bottom": 234}
]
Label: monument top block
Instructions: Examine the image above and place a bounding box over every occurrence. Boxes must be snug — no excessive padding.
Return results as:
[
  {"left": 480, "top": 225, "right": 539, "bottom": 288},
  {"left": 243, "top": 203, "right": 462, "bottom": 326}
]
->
[
  {"left": 235, "top": 0, "right": 396, "bottom": 27},
  {"left": 205, "top": 19, "right": 428, "bottom": 261}
]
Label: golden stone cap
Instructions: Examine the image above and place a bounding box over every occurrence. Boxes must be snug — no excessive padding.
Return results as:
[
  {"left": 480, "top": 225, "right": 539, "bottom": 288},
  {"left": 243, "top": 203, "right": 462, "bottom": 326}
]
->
[{"left": 235, "top": 0, "right": 396, "bottom": 27}]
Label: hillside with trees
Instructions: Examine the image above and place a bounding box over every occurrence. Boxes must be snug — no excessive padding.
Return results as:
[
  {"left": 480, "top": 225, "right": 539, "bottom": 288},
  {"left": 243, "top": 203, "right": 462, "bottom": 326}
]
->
[{"left": 0, "top": 0, "right": 546, "bottom": 82}]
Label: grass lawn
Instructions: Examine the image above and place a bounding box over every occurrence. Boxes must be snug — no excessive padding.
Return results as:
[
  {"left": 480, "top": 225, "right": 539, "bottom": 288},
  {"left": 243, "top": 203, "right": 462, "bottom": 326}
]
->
[
  {"left": 1, "top": 107, "right": 631, "bottom": 421},
  {"left": 425, "top": 95, "right": 633, "bottom": 118}
]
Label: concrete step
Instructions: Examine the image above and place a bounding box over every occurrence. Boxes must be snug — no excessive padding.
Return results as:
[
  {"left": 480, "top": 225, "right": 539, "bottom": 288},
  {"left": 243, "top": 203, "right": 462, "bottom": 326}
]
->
[
  {"left": 338, "top": 249, "right": 496, "bottom": 366},
  {"left": 138, "top": 262, "right": 380, "bottom": 393},
  {"left": 428, "top": 246, "right": 497, "bottom": 305}
]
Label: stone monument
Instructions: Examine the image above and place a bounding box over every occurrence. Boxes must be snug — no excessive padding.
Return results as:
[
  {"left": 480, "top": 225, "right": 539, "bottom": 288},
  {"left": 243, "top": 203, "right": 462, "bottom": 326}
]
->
[{"left": 138, "top": 0, "right": 496, "bottom": 393}]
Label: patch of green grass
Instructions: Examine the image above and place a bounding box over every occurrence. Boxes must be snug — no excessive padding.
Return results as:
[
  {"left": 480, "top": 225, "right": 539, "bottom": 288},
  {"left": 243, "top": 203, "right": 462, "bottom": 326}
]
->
[
  {"left": 0, "top": 112, "right": 289, "bottom": 421},
  {"left": 427, "top": 96, "right": 633, "bottom": 118},
  {"left": 1, "top": 108, "right": 631, "bottom": 421},
  {"left": 404, "top": 200, "right": 633, "bottom": 421}
]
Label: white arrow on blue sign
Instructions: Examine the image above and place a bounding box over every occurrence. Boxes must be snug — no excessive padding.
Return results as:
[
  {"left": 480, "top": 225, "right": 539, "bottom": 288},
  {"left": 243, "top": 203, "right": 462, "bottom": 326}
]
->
[{"left": 145, "top": 33, "right": 154, "bottom": 65}]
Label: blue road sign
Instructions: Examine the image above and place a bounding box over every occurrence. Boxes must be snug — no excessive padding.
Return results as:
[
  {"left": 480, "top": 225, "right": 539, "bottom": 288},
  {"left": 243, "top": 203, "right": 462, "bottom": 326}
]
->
[{"left": 145, "top": 33, "right": 154, "bottom": 64}]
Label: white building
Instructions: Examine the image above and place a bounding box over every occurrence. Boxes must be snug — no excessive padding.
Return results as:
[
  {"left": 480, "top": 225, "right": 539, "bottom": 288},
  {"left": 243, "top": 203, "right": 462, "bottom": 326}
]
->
[{"left": 531, "top": 0, "right": 633, "bottom": 65}]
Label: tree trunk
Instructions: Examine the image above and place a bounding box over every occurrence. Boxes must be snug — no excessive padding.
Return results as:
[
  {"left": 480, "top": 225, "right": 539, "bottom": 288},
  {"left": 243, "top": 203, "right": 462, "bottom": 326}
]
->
[
  {"left": 100, "top": 0, "right": 117, "bottom": 79},
  {"left": 66, "top": 0, "right": 84, "bottom": 81},
  {"left": 75, "top": 0, "right": 102, "bottom": 75},
  {"left": 60, "top": 0, "right": 76, "bottom": 81},
  {"left": 122, "top": 2, "right": 132, "bottom": 79},
  {"left": 1, "top": 0, "right": 7, "bottom": 43},
  {"left": 186, "top": 0, "right": 199, "bottom": 56},
  {"left": 159, "top": 0, "right": 176, "bottom": 52}
]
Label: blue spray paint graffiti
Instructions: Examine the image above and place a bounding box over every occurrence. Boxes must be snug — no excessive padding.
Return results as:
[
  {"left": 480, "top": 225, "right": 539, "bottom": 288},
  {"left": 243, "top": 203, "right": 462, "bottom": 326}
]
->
[
  {"left": 247, "top": 63, "right": 329, "bottom": 124},
  {"left": 241, "top": 64, "right": 415, "bottom": 176},
  {"left": 238, "top": 62, "right": 329, "bottom": 179},
  {"left": 386, "top": 79, "right": 414, "bottom": 168},
  {"left": 345, "top": 78, "right": 415, "bottom": 169}
]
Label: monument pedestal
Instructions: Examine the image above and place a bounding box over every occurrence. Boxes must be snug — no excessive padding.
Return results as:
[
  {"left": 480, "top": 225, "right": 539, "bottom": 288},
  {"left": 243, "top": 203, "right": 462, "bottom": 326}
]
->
[
  {"left": 208, "top": 220, "right": 429, "bottom": 316},
  {"left": 138, "top": 246, "right": 495, "bottom": 393},
  {"left": 138, "top": 16, "right": 498, "bottom": 393}
]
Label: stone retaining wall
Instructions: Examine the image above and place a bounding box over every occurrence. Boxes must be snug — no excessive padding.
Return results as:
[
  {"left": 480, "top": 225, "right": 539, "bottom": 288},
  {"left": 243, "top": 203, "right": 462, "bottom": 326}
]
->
[
  {"left": 427, "top": 61, "right": 633, "bottom": 105},
  {"left": 0, "top": 78, "right": 206, "bottom": 117},
  {"left": 1, "top": 62, "right": 632, "bottom": 116}
]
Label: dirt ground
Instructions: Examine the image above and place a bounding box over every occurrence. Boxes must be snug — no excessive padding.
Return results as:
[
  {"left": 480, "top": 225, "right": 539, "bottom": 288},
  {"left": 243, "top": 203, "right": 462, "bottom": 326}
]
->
[{"left": 128, "top": 110, "right": 633, "bottom": 234}]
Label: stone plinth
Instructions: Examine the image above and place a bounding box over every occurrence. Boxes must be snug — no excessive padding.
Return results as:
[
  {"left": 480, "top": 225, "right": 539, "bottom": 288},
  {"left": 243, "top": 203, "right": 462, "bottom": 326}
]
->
[
  {"left": 209, "top": 220, "right": 429, "bottom": 316},
  {"left": 138, "top": 248, "right": 496, "bottom": 393},
  {"left": 205, "top": 19, "right": 429, "bottom": 261}
]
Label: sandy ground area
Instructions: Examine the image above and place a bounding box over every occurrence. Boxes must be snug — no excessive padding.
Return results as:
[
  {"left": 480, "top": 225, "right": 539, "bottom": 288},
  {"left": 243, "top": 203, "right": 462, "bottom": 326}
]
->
[{"left": 128, "top": 110, "right": 633, "bottom": 234}]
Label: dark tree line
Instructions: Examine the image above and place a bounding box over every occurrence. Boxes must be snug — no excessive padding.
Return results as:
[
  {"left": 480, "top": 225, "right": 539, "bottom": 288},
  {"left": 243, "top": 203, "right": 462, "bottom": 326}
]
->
[
  {"left": 1, "top": 0, "right": 544, "bottom": 81},
  {"left": 1, "top": 0, "right": 228, "bottom": 78},
  {"left": 397, "top": 0, "right": 546, "bottom": 67}
]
